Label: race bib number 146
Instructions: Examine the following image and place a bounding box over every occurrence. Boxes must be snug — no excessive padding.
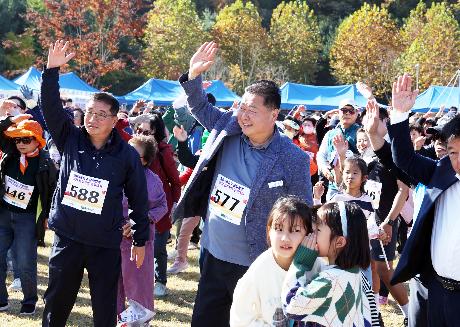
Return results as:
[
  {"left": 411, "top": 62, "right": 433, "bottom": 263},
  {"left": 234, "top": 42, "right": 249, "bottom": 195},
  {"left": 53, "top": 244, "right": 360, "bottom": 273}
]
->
[{"left": 62, "top": 171, "right": 109, "bottom": 215}]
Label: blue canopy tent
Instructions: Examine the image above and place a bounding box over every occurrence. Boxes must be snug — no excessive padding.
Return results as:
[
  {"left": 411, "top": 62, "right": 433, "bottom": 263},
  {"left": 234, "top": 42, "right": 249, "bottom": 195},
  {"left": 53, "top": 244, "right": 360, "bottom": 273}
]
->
[
  {"left": 59, "top": 72, "right": 100, "bottom": 93},
  {"left": 412, "top": 85, "right": 460, "bottom": 113},
  {"left": 121, "top": 78, "right": 240, "bottom": 107},
  {"left": 0, "top": 74, "right": 20, "bottom": 99},
  {"left": 205, "top": 80, "right": 240, "bottom": 107},
  {"left": 13, "top": 66, "right": 42, "bottom": 91},
  {"left": 280, "top": 82, "right": 368, "bottom": 111},
  {"left": 122, "top": 79, "right": 183, "bottom": 106}
]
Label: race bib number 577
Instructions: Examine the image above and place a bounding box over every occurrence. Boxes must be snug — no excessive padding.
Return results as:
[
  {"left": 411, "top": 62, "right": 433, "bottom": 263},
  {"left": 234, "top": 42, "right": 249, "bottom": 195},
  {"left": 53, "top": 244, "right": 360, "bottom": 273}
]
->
[
  {"left": 209, "top": 174, "right": 250, "bottom": 225},
  {"left": 62, "top": 171, "right": 109, "bottom": 215}
]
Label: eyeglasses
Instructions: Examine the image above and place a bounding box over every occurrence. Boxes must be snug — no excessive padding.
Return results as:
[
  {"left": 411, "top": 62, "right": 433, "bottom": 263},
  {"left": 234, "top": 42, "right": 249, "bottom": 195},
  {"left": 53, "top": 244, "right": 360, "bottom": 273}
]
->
[
  {"left": 136, "top": 128, "right": 154, "bottom": 136},
  {"left": 86, "top": 110, "right": 115, "bottom": 121},
  {"left": 238, "top": 103, "right": 258, "bottom": 117},
  {"left": 13, "top": 137, "right": 34, "bottom": 145},
  {"left": 340, "top": 107, "right": 356, "bottom": 115}
]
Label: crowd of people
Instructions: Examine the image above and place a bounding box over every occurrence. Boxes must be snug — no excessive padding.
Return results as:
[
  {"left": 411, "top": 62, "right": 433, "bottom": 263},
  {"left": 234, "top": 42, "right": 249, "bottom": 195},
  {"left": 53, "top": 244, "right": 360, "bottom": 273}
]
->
[{"left": 0, "top": 39, "right": 458, "bottom": 327}]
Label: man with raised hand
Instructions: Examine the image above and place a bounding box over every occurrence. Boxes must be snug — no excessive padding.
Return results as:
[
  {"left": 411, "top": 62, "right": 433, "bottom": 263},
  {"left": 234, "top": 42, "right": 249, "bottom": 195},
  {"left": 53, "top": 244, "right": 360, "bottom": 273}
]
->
[
  {"left": 389, "top": 73, "right": 460, "bottom": 326},
  {"left": 40, "top": 40, "right": 149, "bottom": 327},
  {"left": 174, "top": 41, "right": 312, "bottom": 327}
]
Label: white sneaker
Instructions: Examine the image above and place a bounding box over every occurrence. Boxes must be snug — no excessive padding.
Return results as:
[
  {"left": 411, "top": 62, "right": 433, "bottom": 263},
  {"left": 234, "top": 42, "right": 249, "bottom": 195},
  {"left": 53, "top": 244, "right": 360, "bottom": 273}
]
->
[
  {"left": 167, "top": 261, "right": 189, "bottom": 274},
  {"left": 8, "top": 278, "right": 21, "bottom": 292},
  {"left": 167, "top": 249, "right": 177, "bottom": 260},
  {"left": 188, "top": 242, "right": 199, "bottom": 250},
  {"left": 154, "top": 282, "right": 168, "bottom": 297}
]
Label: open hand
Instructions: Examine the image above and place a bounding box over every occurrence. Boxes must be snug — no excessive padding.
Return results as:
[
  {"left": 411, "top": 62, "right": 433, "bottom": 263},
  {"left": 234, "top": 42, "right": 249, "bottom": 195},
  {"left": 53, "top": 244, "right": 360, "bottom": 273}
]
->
[
  {"left": 11, "top": 114, "right": 33, "bottom": 125},
  {"left": 413, "top": 136, "right": 426, "bottom": 150},
  {"left": 363, "top": 100, "right": 380, "bottom": 135},
  {"left": 47, "top": 40, "right": 75, "bottom": 69},
  {"left": 391, "top": 74, "right": 418, "bottom": 113},
  {"left": 313, "top": 181, "right": 325, "bottom": 200},
  {"left": 356, "top": 81, "right": 374, "bottom": 100},
  {"left": 173, "top": 125, "right": 188, "bottom": 142},
  {"left": 332, "top": 134, "right": 348, "bottom": 157},
  {"left": 20, "top": 85, "right": 33, "bottom": 100},
  {"left": 189, "top": 42, "right": 218, "bottom": 79}
]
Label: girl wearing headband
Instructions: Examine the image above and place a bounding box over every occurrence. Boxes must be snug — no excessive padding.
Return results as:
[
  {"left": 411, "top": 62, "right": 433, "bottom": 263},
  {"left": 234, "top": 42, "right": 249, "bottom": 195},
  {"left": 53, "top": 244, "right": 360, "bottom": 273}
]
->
[{"left": 282, "top": 202, "right": 379, "bottom": 326}]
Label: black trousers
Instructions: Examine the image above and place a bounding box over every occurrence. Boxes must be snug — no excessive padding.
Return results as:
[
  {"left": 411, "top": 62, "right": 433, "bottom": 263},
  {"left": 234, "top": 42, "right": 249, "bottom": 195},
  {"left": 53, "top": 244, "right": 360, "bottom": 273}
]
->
[
  {"left": 427, "top": 273, "right": 460, "bottom": 327},
  {"left": 42, "top": 233, "right": 121, "bottom": 327},
  {"left": 191, "top": 248, "right": 248, "bottom": 327},
  {"left": 409, "top": 276, "right": 428, "bottom": 327}
]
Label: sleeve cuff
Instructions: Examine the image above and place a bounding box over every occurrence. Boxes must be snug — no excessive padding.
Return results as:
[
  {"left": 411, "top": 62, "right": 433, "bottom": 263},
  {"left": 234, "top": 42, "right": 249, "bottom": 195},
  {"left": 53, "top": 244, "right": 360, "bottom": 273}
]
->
[
  {"left": 390, "top": 111, "right": 410, "bottom": 125},
  {"left": 180, "top": 73, "right": 203, "bottom": 94},
  {"left": 313, "top": 198, "right": 322, "bottom": 206},
  {"left": 294, "top": 245, "right": 318, "bottom": 270},
  {"left": 132, "top": 240, "right": 146, "bottom": 247},
  {"left": 43, "top": 67, "right": 59, "bottom": 78}
]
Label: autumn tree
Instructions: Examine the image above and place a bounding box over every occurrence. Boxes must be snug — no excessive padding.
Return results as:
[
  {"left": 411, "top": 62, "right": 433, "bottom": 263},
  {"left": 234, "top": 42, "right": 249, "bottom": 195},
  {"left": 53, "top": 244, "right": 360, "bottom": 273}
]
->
[
  {"left": 399, "top": 2, "right": 460, "bottom": 90},
  {"left": 269, "top": 1, "right": 321, "bottom": 84},
  {"left": 212, "top": 0, "right": 269, "bottom": 93},
  {"left": 142, "top": 0, "right": 207, "bottom": 80},
  {"left": 329, "top": 3, "right": 402, "bottom": 97},
  {"left": 27, "top": 0, "right": 146, "bottom": 86}
]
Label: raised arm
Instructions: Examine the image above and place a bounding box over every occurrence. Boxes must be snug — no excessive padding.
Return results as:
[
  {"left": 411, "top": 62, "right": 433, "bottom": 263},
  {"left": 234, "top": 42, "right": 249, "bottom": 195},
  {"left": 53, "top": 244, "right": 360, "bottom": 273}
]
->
[
  {"left": 41, "top": 40, "right": 78, "bottom": 151},
  {"left": 388, "top": 74, "right": 436, "bottom": 185},
  {"left": 179, "top": 42, "right": 226, "bottom": 130}
]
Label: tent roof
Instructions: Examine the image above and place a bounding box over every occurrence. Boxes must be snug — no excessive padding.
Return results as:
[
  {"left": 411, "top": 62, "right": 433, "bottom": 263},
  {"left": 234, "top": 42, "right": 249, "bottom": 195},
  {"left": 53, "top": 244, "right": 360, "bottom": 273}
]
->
[
  {"left": 122, "top": 79, "right": 183, "bottom": 106},
  {"left": 59, "top": 72, "right": 99, "bottom": 93},
  {"left": 13, "top": 66, "right": 42, "bottom": 90},
  {"left": 280, "top": 82, "right": 368, "bottom": 111},
  {"left": 122, "top": 78, "right": 240, "bottom": 107},
  {"left": 0, "top": 74, "right": 20, "bottom": 91},
  {"left": 205, "top": 80, "right": 240, "bottom": 107},
  {"left": 412, "top": 85, "right": 460, "bottom": 112},
  {"left": 13, "top": 67, "right": 100, "bottom": 94}
]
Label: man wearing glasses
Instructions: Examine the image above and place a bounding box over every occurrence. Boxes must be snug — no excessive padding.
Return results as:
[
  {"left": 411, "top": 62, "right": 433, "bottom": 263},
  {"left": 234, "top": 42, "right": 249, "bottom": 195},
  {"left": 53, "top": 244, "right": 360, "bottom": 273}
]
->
[
  {"left": 317, "top": 98, "right": 361, "bottom": 200},
  {"left": 40, "top": 40, "right": 150, "bottom": 327}
]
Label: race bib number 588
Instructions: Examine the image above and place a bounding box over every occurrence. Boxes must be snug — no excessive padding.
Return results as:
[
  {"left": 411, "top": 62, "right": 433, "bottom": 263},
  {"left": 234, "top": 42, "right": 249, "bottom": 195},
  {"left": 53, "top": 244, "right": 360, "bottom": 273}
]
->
[
  {"left": 209, "top": 174, "right": 250, "bottom": 225},
  {"left": 62, "top": 171, "right": 109, "bottom": 215}
]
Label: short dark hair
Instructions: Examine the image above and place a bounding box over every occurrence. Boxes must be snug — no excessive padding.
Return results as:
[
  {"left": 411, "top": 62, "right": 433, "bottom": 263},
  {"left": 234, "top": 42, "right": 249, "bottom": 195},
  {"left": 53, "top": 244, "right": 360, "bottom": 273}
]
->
[
  {"left": 129, "top": 134, "right": 158, "bottom": 166},
  {"left": 245, "top": 80, "right": 281, "bottom": 110},
  {"left": 409, "top": 124, "right": 424, "bottom": 135},
  {"left": 444, "top": 115, "right": 460, "bottom": 143},
  {"left": 7, "top": 96, "right": 26, "bottom": 110},
  {"left": 148, "top": 113, "right": 167, "bottom": 144},
  {"left": 266, "top": 196, "right": 313, "bottom": 246},
  {"left": 206, "top": 93, "right": 216, "bottom": 106},
  {"left": 92, "top": 93, "right": 119, "bottom": 115},
  {"left": 316, "top": 202, "right": 370, "bottom": 270},
  {"left": 343, "top": 156, "right": 368, "bottom": 192},
  {"left": 302, "top": 117, "right": 317, "bottom": 127},
  {"left": 361, "top": 106, "right": 389, "bottom": 121}
]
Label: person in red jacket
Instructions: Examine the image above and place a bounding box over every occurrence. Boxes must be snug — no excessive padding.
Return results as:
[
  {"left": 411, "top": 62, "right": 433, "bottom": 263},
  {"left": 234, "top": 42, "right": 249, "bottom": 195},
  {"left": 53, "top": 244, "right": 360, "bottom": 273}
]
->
[{"left": 116, "top": 112, "right": 181, "bottom": 297}]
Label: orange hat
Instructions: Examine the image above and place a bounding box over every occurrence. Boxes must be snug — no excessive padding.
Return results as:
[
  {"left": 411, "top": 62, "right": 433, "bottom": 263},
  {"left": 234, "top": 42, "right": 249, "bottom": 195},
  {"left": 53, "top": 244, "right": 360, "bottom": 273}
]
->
[{"left": 4, "top": 120, "right": 46, "bottom": 149}]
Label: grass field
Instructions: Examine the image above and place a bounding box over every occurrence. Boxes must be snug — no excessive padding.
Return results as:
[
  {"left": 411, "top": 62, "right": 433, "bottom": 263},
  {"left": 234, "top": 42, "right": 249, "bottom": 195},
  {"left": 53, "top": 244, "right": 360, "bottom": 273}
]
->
[{"left": 0, "top": 230, "right": 406, "bottom": 326}]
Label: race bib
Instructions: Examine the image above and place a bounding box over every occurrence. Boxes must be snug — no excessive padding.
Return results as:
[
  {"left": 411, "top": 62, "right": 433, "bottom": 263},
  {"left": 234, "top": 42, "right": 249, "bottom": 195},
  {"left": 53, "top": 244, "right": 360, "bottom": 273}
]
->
[
  {"left": 62, "top": 171, "right": 109, "bottom": 215},
  {"left": 3, "top": 176, "right": 34, "bottom": 209},
  {"left": 209, "top": 174, "right": 250, "bottom": 225},
  {"left": 364, "top": 179, "right": 382, "bottom": 210}
]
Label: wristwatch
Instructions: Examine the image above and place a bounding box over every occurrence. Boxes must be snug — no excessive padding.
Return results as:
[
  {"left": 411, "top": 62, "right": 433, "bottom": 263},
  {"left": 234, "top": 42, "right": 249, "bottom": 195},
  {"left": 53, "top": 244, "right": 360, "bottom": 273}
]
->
[{"left": 386, "top": 218, "right": 395, "bottom": 226}]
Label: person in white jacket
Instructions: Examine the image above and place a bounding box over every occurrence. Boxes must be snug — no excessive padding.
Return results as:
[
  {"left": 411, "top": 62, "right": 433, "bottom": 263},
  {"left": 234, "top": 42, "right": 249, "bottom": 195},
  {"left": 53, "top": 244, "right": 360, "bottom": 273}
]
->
[{"left": 230, "top": 196, "right": 314, "bottom": 326}]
